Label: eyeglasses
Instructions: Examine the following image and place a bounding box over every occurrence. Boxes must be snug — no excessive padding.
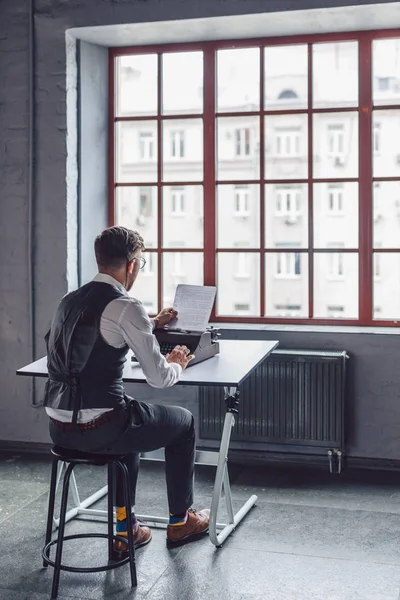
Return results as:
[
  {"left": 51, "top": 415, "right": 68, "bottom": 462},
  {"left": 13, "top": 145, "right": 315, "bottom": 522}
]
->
[{"left": 133, "top": 256, "right": 147, "bottom": 270}]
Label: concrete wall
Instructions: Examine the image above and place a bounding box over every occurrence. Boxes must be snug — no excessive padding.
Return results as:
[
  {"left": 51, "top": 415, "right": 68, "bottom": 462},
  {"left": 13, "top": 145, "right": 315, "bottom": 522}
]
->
[{"left": 2, "top": 0, "right": 400, "bottom": 462}]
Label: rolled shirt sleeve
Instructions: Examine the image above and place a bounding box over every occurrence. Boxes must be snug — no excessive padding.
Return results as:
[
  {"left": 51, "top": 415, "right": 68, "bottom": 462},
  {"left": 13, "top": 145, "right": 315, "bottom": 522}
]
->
[{"left": 118, "top": 299, "right": 182, "bottom": 388}]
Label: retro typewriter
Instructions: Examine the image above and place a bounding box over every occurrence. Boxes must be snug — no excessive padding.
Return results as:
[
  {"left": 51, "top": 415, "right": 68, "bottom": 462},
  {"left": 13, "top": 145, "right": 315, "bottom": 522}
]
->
[{"left": 131, "top": 326, "right": 221, "bottom": 367}]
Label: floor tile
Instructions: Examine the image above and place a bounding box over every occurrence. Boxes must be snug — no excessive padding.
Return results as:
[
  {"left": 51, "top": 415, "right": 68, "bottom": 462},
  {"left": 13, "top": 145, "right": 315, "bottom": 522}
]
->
[{"left": 146, "top": 544, "right": 400, "bottom": 600}]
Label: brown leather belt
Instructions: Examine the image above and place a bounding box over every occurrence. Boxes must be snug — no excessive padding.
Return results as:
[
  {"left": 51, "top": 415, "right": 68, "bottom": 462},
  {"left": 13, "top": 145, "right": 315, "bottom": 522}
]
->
[{"left": 50, "top": 412, "right": 113, "bottom": 431}]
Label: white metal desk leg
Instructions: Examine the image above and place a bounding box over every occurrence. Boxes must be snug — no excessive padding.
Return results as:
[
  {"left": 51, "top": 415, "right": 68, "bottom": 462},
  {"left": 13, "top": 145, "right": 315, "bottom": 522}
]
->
[{"left": 209, "top": 387, "right": 257, "bottom": 547}]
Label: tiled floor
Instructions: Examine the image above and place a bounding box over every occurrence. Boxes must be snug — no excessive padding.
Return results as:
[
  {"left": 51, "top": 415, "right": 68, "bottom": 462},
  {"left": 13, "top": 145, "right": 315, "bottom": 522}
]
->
[{"left": 1, "top": 452, "right": 400, "bottom": 599}]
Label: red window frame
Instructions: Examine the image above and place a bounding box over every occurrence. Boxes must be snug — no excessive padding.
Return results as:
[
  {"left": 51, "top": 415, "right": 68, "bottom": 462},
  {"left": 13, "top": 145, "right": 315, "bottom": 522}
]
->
[{"left": 109, "top": 30, "right": 400, "bottom": 326}]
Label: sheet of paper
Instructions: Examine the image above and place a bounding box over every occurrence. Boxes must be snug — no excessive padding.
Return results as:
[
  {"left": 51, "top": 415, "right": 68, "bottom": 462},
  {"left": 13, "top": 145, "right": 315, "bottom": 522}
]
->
[{"left": 169, "top": 284, "right": 217, "bottom": 332}]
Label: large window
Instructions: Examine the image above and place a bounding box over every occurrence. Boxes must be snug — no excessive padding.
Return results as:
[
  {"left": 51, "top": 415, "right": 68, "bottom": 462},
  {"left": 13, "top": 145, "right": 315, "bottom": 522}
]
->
[{"left": 110, "top": 33, "right": 400, "bottom": 325}]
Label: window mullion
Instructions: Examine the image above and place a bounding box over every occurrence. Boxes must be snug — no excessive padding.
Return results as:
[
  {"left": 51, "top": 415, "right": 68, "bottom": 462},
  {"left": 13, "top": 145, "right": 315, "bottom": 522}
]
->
[
  {"left": 358, "top": 37, "right": 373, "bottom": 324},
  {"left": 203, "top": 47, "right": 216, "bottom": 295}
]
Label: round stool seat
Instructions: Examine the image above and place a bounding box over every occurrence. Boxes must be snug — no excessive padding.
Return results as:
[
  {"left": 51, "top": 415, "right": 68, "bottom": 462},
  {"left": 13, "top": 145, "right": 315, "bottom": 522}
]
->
[{"left": 51, "top": 445, "right": 128, "bottom": 466}]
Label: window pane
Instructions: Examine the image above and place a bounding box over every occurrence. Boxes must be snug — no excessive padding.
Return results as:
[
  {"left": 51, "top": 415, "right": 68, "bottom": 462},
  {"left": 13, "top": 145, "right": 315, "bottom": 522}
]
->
[
  {"left": 217, "top": 48, "right": 260, "bottom": 113},
  {"left": 265, "top": 45, "right": 308, "bottom": 111},
  {"left": 162, "top": 253, "right": 203, "bottom": 306},
  {"left": 163, "top": 186, "right": 203, "bottom": 248},
  {"left": 374, "top": 253, "right": 400, "bottom": 319},
  {"left": 116, "top": 121, "right": 157, "bottom": 183},
  {"left": 217, "top": 116, "right": 260, "bottom": 181},
  {"left": 216, "top": 253, "right": 260, "bottom": 316},
  {"left": 374, "top": 182, "right": 400, "bottom": 249},
  {"left": 373, "top": 39, "right": 400, "bottom": 107},
  {"left": 313, "top": 113, "right": 358, "bottom": 179},
  {"left": 265, "top": 252, "right": 308, "bottom": 317},
  {"left": 265, "top": 184, "right": 308, "bottom": 249},
  {"left": 313, "top": 183, "right": 358, "bottom": 248},
  {"left": 312, "top": 42, "right": 358, "bottom": 109},
  {"left": 163, "top": 52, "right": 203, "bottom": 115},
  {"left": 116, "top": 55, "right": 158, "bottom": 117},
  {"left": 373, "top": 110, "right": 400, "bottom": 177},
  {"left": 130, "top": 252, "right": 158, "bottom": 314},
  {"left": 162, "top": 119, "right": 203, "bottom": 182},
  {"left": 314, "top": 253, "right": 358, "bottom": 318},
  {"left": 217, "top": 184, "right": 260, "bottom": 248},
  {"left": 116, "top": 187, "right": 158, "bottom": 248},
  {"left": 265, "top": 114, "right": 308, "bottom": 180}
]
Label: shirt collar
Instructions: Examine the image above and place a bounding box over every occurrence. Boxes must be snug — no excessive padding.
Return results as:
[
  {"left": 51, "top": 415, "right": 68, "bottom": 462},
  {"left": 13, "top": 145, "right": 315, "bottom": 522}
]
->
[{"left": 92, "top": 273, "right": 129, "bottom": 297}]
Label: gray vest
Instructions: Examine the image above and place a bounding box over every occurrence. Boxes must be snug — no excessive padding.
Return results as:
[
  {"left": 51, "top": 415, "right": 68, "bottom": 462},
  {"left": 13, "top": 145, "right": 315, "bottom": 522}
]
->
[{"left": 44, "top": 281, "right": 128, "bottom": 422}]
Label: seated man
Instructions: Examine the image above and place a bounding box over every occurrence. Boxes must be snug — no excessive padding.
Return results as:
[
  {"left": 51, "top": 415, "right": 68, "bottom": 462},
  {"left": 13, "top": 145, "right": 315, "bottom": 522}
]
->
[{"left": 44, "top": 226, "right": 209, "bottom": 550}]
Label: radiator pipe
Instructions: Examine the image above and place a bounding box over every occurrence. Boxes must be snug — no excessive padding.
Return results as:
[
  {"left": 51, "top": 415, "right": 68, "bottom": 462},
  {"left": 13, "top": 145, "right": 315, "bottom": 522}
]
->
[{"left": 28, "top": 0, "right": 37, "bottom": 406}]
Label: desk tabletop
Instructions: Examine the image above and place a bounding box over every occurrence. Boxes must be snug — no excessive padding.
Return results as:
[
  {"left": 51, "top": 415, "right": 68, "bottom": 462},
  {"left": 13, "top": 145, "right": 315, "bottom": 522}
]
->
[{"left": 17, "top": 339, "right": 278, "bottom": 387}]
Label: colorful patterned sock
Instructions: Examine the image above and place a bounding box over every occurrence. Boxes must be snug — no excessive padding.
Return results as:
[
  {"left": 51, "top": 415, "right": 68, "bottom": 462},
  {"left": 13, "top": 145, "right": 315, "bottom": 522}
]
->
[
  {"left": 116, "top": 506, "right": 138, "bottom": 534},
  {"left": 168, "top": 511, "right": 188, "bottom": 526}
]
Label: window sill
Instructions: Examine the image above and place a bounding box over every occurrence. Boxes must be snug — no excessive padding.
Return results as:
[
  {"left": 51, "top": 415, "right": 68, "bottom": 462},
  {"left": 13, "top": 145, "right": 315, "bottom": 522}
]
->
[
  {"left": 234, "top": 212, "right": 250, "bottom": 218},
  {"left": 209, "top": 321, "right": 400, "bottom": 335},
  {"left": 170, "top": 213, "right": 186, "bottom": 217},
  {"left": 274, "top": 274, "right": 301, "bottom": 279},
  {"left": 234, "top": 273, "right": 251, "bottom": 279},
  {"left": 326, "top": 276, "right": 345, "bottom": 281}
]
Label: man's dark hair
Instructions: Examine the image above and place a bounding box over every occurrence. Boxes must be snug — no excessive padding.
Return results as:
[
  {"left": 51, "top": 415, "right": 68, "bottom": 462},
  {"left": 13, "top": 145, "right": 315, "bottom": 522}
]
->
[{"left": 94, "top": 226, "right": 145, "bottom": 270}]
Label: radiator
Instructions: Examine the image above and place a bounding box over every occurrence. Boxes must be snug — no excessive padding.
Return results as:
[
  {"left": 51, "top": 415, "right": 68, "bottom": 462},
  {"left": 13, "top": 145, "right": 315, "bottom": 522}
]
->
[{"left": 199, "top": 349, "right": 347, "bottom": 459}]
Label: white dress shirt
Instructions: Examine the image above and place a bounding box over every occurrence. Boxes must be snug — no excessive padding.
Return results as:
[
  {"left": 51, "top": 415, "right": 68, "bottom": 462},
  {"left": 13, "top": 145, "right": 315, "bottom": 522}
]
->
[{"left": 46, "top": 273, "right": 182, "bottom": 423}]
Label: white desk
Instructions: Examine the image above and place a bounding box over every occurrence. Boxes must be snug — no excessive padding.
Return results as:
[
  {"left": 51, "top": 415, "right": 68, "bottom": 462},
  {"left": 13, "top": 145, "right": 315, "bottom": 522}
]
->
[{"left": 17, "top": 339, "right": 278, "bottom": 547}]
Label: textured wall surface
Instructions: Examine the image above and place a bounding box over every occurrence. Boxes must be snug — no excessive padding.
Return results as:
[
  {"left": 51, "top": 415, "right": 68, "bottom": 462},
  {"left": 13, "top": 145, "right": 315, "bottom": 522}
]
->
[{"left": 1, "top": 0, "right": 400, "bottom": 460}]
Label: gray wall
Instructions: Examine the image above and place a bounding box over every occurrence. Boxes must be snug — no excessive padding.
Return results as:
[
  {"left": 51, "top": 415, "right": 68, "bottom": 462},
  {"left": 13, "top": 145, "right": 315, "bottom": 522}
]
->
[{"left": 1, "top": 0, "right": 400, "bottom": 462}]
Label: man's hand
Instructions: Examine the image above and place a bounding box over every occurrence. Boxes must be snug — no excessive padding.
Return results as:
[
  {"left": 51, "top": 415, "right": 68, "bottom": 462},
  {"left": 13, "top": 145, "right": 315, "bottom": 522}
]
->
[
  {"left": 155, "top": 307, "right": 178, "bottom": 329},
  {"left": 166, "top": 345, "right": 194, "bottom": 370}
]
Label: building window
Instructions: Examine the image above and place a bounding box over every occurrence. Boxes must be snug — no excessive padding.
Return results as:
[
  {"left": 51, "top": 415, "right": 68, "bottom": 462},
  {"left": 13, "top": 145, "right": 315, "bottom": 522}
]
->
[
  {"left": 234, "top": 185, "right": 250, "bottom": 216},
  {"left": 275, "top": 245, "right": 301, "bottom": 278},
  {"left": 139, "top": 131, "right": 154, "bottom": 160},
  {"left": 373, "top": 122, "right": 381, "bottom": 154},
  {"left": 235, "top": 253, "right": 250, "bottom": 278},
  {"left": 234, "top": 303, "right": 251, "bottom": 314},
  {"left": 274, "top": 304, "right": 301, "bottom": 317},
  {"left": 171, "top": 131, "right": 185, "bottom": 158},
  {"left": 327, "top": 123, "right": 345, "bottom": 157},
  {"left": 142, "top": 253, "right": 155, "bottom": 275},
  {"left": 276, "top": 186, "right": 302, "bottom": 217},
  {"left": 139, "top": 187, "right": 153, "bottom": 217},
  {"left": 327, "top": 305, "right": 344, "bottom": 318},
  {"left": 327, "top": 245, "right": 344, "bottom": 278},
  {"left": 327, "top": 184, "right": 344, "bottom": 214},
  {"left": 171, "top": 187, "right": 185, "bottom": 215},
  {"left": 111, "top": 33, "right": 400, "bottom": 326},
  {"left": 275, "top": 127, "right": 301, "bottom": 156},
  {"left": 234, "top": 128, "right": 251, "bottom": 157}
]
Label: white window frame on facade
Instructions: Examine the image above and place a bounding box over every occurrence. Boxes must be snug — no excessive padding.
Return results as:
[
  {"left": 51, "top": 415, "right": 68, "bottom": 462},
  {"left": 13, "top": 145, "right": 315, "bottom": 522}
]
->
[
  {"left": 327, "top": 305, "right": 345, "bottom": 318},
  {"left": 170, "top": 187, "right": 185, "bottom": 216},
  {"left": 234, "top": 185, "right": 250, "bottom": 216},
  {"left": 172, "top": 252, "right": 185, "bottom": 277},
  {"left": 170, "top": 130, "right": 185, "bottom": 159},
  {"left": 275, "top": 186, "right": 302, "bottom": 218},
  {"left": 327, "top": 123, "right": 345, "bottom": 158},
  {"left": 274, "top": 127, "right": 301, "bottom": 157},
  {"left": 234, "top": 252, "right": 251, "bottom": 279},
  {"left": 373, "top": 121, "right": 381, "bottom": 154},
  {"left": 327, "top": 244, "right": 344, "bottom": 279},
  {"left": 139, "top": 186, "right": 153, "bottom": 217},
  {"left": 234, "top": 127, "right": 251, "bottom": 158},
  {"left": 274, "top": 304, "right": 302, "bottom": 317},
  {"left": 374, "top": 246, "right": 381, "bottom": 280},
  {"left": 327, "top": 184, "right": 344, "bottom": 215},
  {"left": 233, "top": 302, "right": 251, "bottom": 315},
  {"left": 275, "top": 245, "right": 302, "bottom": 278},
  {"left": 142, "top": 252, "right": 155, "bottom": 276},
  {"left": 139, "top": 131, "right": 154, "bottom": 160}
]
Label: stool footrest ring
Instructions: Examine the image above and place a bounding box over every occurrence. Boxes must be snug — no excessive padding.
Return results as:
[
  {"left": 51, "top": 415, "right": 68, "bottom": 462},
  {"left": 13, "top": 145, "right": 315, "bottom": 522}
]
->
[{"left": 42, "top": 533, "right": 132, "bottom": 573}]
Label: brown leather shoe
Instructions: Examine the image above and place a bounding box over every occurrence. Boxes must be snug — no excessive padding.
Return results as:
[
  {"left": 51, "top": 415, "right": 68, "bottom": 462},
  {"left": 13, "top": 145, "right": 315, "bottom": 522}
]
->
[
  {"left": 113, "top": 523, "right": 152, "bottom": 555},
  {"left": 166, "top": 508, "right": 210, "bottom": 548}
]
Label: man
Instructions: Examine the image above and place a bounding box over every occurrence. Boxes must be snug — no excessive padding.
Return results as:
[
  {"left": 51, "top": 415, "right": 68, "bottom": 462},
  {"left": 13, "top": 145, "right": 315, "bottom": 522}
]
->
[{"left": 44, "top": 226, "right": 209, "bottom": 551}]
